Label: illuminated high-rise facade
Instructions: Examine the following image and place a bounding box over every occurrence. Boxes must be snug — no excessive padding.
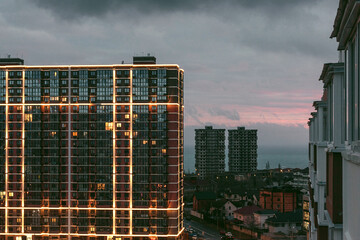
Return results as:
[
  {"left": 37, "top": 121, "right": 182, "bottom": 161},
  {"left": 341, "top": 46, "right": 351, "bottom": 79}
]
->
[{"left": 0, "top": 56, "right": 184, "bottom": 240}]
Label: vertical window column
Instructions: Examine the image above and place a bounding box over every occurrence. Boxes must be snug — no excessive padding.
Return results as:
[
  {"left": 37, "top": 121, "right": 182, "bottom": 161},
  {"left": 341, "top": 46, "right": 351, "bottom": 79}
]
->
[
  {"left": 112, "top": 69, "right": 116, "bottom": 236},
  {"left": 21, "top": 70, "right": 25, "bottom": 233}
]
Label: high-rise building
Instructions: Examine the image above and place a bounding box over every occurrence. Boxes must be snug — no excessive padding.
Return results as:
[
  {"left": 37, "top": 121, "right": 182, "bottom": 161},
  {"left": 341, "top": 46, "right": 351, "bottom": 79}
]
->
[
  {"left": 228, "top": 127, "right": 257, "bottom": 174},
  {"left": 0, "top": 56, "right": 184, "bottom": 240},
  {"left": 195, "top": 126, "right": 225, "bottom": 179}
]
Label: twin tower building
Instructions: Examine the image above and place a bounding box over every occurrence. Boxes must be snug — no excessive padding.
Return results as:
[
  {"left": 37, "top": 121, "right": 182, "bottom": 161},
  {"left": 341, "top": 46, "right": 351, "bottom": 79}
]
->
[{"left": 195, "top": 126, "right": 258, "bottom": 179}]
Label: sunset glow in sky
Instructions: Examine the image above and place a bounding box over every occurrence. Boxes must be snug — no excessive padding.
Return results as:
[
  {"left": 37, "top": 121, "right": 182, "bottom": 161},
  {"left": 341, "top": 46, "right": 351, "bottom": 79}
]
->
[{"left": 0, "top": 0, "right": 339, "bottom": 148}]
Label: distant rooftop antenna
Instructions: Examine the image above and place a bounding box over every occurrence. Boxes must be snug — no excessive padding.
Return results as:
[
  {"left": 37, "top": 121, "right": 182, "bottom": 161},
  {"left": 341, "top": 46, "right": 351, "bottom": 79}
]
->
[
  {"left": 8, "top": 54, "right": 11, "bottom": 58},
  {"left": 121, "top": 60, "right": 124, "bottom": 64}
]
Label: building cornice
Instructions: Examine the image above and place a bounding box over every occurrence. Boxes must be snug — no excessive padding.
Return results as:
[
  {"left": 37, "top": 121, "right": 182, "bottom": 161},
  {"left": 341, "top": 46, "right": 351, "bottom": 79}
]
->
[{"left": 331, "top": 0, "right": 360, "bottom": 50}]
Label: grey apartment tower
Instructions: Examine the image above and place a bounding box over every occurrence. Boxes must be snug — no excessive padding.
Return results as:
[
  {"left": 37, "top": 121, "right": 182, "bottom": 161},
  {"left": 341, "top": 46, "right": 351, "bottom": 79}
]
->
[
  {"left": 195, "top": 126, "right": 225, "bottom": 179},
  {"left": 228, "top": 127, "right": 257, "bottom": 174}
]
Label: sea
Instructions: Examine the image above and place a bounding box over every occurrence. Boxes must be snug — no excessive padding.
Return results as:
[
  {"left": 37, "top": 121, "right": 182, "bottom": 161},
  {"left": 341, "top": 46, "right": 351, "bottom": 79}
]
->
[{"left": 184, "top": 145, "right": 308, "bottom": 173}]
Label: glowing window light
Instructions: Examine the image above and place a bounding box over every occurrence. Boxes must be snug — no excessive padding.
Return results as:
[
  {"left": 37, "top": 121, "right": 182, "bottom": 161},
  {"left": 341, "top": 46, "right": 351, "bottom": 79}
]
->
[
  {"left": 116, "top": 123, "right": 122, "bottom": 128},
  {"left": 97, "top": 183, "right": 106, "bottom": 190},
  {"left": 24, "top": 114, "right": 32, "bottom": 122},
  {"left": 105, "top": 122, "right": 113, "bottom": 131}
]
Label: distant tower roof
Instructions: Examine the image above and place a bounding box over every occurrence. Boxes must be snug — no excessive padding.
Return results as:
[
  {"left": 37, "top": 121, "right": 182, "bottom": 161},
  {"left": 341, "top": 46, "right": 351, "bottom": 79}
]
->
[
  {"left": 0, "top": 57, "right": 24, "bottom": 66},
  {"left": 133, "top": 54, "right": 156, "bottom": 64}
]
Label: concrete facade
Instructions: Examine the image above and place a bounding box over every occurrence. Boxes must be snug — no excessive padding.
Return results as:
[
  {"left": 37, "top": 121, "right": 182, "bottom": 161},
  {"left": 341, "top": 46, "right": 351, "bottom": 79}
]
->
[
  {"left": 195, "top": 126, "right": 225, "bottom": 179},
  {"left": 308, "top": 1, "right": 360, "bottom": 239}
]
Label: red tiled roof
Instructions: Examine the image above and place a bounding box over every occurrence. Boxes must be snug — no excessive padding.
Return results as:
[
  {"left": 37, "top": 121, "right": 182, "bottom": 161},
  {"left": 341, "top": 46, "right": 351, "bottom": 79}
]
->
[{"left": 234, "top": 205, "right": 263, "bottom": 215}]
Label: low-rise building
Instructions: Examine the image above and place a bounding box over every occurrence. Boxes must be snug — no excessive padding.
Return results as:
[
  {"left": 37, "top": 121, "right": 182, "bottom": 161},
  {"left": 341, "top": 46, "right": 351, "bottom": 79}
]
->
[
  {"left": 265, "top": 209, "right": 303, "bottom": 235},
  {"left": 254, "top": 209, "right": 276, "bottom": 229},
  {"left": 259, "top": 187, "right": 298, "bottom": 213},
  {"left": 233, "top": 205, "right": 262, "bottom": 225},
  {"left": 193, "top": 192, "right": 217, "bottom": 212}
]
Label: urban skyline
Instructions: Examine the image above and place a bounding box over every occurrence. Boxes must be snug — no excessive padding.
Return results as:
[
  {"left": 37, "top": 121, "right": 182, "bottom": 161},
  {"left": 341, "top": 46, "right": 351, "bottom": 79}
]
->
[{"left": 0, "top": 0, "right": 350, "bottom": 239}]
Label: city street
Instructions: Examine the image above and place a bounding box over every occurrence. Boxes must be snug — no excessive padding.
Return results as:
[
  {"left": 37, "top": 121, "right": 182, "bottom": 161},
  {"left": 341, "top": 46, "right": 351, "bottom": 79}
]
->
[{"left": 184, "top": 219, "right": 223, "bottom": 240}]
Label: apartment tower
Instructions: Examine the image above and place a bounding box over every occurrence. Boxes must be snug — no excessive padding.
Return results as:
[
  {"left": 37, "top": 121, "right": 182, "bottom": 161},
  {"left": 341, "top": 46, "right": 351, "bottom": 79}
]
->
[
  {"left": 228, "top": 127, "right": 257, "bottom": 174},
  {"left": 195, "top": 126, "right": 225, "bottom": 179},
  {"left": 0, "top": 56, "right": 184, "bottom": 240}
]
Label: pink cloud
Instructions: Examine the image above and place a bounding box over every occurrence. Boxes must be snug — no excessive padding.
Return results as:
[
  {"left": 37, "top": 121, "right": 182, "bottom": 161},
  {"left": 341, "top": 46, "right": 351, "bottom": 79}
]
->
[{"left": 185, "top": 103, "right": 313, "bottom": 128}]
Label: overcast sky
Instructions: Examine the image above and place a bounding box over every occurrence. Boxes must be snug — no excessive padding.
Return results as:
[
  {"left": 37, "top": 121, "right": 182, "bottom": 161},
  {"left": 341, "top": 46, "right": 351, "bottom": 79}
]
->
[{"left": 0, "top": 0, "right": 339, "bottom": 148}]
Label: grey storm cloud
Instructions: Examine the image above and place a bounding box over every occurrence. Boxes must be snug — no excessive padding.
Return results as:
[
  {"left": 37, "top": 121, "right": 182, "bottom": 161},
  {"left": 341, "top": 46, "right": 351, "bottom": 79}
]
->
[
  {"left": 209, "top": 108, "right": 240, "bottom": 121},
  {"left": 29, "top": 0, "right": 322, "bottom": 20},
  {"left": 0, "top": 0, "right": 339, "bottom": 151}
]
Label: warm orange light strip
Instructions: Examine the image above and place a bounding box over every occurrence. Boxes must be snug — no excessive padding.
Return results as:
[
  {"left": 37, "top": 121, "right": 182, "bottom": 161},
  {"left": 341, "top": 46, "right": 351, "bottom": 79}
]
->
[
  {"left": 0, "top": 103, "right": 179, "bottom": 106},
  {"left": 112, "top": 69, "right": 116, "bottom": 235},
  {"left": 67, "top": 68, "right": 71, "bottom": 240},
  {"left": 21, "top": 70, "right": 25, "bottom": 233},
  {"left": 129, "top": 68, "right": 133, "bottom": 235},
  {"left": 0, "top": 228, "right": 185, "bottom": 237},
  {"left": 4, "top": 70, "right": 8, "bottom": 233},
  {"left": 0, "top": 206, "right": 181, "bottom": 210},
  {"left": 0, "top": 64, "right": 181, "bottom": 69},
  {"left": 177, "top": 101, "right": 181, "bottom": 232}
]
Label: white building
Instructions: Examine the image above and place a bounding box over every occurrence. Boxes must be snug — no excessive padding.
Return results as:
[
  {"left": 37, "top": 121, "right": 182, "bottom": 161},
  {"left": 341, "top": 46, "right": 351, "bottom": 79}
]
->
[
  {"left": 223, "top": 201, "right": 241, "bottom": 220},
  {"left": 308, "top": 0, "right": 360, "bottom": 239},
  {"left": 330, "top": 1, "right": 360, "bottom": 239}
]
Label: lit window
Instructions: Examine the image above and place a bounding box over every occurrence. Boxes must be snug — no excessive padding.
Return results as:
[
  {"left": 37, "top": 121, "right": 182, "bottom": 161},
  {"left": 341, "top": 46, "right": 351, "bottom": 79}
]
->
[
  {"left": 50, "top": 132, "right": 57, "bottom": 137},
  {"left": 97, "top": 183, "right": 105, "bottom": 190},
  {"left": 162, "top": 149, "right": 166, "bottom": 154},
  {"left": 125, "top": 114, "right": 130, "bottom": 119},
  {"left": 72, "top": 132, "right": 78, "bottom": 137},
  {"left": 124, "top": 132, "right": 130, "bottom": 137},
  {"left": 116, "top": 123, "right": 122, "bottom": 128},
  {"left": 17, "top": 218, "right": 21, "bottom": 223},
  {"left": 9, "top": 192, "right": 13, "bottom": 197},
  {"left": 90, "top": 227, "right": 95, "bottom": 232},
  {"left": 24, "top": 114, "right": 32, "bottom": 122},
  {"left": 51, "top": 218, "right": 57, "bottom": 223},
  {"left": 105, "top": 122, "right": 113, "bottom": 131},
  {"left": 152, "top": 141, "right": 156, "bottom": 145},
  {"left": 143, "top": 140, "right": 148, "bottom": 145}
]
